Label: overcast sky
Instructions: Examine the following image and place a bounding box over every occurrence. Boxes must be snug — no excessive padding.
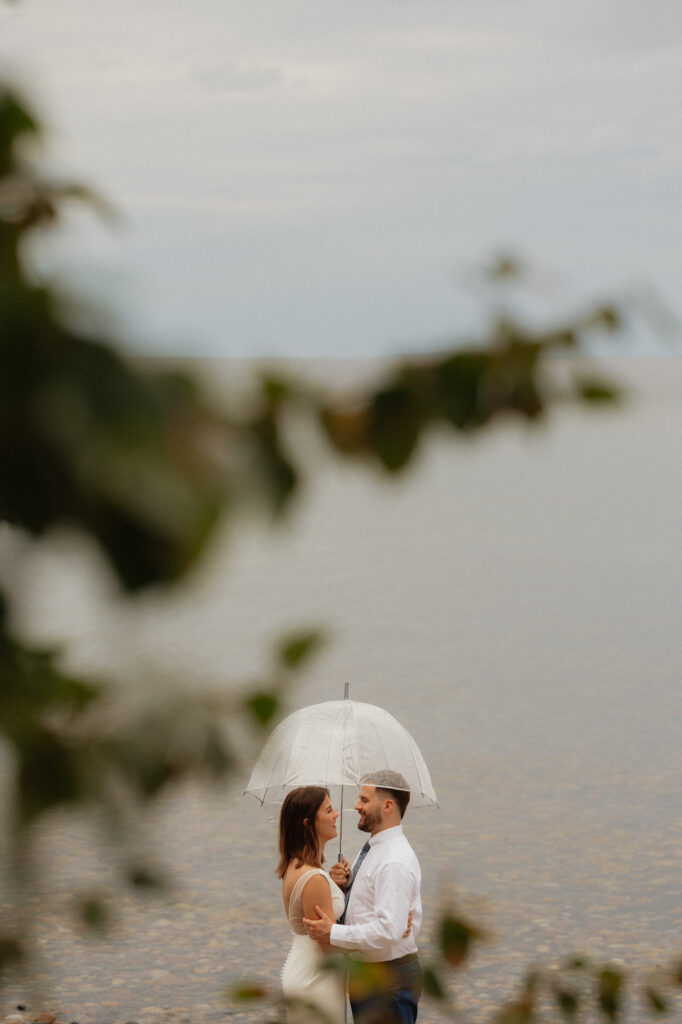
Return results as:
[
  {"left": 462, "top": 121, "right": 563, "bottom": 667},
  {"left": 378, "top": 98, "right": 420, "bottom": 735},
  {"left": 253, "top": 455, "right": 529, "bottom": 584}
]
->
[{"left": 2, "top": 0, "right": 681, "bottom": 356}]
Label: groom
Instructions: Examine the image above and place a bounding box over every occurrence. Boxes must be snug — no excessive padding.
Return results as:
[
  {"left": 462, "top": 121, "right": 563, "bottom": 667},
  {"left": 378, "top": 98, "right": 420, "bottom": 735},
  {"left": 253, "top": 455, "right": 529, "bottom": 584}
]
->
[{"left": 303, "top": 770, "right": 422, "bottom": 1023}]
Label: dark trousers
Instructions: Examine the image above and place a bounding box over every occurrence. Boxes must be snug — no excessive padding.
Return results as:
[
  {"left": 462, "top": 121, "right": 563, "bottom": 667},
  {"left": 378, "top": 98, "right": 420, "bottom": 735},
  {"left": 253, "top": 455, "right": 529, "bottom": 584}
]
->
[{"left": 349, "top": 955, "right": 421, "bottom": 1024}]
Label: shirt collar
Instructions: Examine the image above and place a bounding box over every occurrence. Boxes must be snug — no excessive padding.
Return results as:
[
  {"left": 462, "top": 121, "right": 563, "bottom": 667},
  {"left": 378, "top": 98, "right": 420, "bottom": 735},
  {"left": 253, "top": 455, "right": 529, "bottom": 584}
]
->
[{"left": 368, "top": 824, "right": 403, "bottom": 847}]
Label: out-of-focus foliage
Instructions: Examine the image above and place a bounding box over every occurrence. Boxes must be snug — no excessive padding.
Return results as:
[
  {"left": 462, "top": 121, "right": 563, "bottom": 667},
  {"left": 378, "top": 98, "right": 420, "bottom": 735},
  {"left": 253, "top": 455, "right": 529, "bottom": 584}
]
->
[
  {"left": 0, "top": 91, "right": 228, "bottom": 590},
  {"left": 2, "top": 76, "right": 676, "bottom": 1023},
  {"left": 0, "top": 85, "right": 622, "bottom": 593},
  {"left": 234, "top": 910, "right": 682, "bottom": 1022},
  {"left": 320, "top": 311, "right": 621, "bottom": 473},
  {"left": 0, "top": 86, "right": 324, "bottom": 969}
]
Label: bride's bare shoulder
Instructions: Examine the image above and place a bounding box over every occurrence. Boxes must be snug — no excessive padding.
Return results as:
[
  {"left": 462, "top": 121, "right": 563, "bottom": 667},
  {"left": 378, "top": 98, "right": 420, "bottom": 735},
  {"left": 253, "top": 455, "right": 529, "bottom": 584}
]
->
[{"left": 282, "top": 861, "right": 321, "bottom": 902}]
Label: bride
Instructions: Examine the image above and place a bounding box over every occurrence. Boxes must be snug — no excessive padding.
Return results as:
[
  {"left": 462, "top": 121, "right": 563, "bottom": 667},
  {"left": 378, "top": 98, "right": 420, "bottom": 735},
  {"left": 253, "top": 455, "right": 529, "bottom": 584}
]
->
[{"left": 277, "top": 786, "right": 347, "bottom": 1023}]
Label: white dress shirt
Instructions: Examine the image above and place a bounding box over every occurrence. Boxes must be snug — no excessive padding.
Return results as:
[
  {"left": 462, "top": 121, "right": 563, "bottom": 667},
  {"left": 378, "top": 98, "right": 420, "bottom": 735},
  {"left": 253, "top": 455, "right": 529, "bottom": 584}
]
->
[{"left": 329, "top": 824, "right": 422, "bottom": 962}]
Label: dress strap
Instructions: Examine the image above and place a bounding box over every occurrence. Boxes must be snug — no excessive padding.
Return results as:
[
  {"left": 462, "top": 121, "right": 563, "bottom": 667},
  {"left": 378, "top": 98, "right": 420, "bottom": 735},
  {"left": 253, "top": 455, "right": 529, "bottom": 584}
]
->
[{"left": 287, "top": 868, "right": 328, "bottom": 919}]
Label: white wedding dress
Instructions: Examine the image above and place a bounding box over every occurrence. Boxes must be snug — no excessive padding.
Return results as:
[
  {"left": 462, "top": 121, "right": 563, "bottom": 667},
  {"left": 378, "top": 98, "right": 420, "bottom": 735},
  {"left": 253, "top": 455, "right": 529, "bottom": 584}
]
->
[{"left": 281, "top": 868, "right": 347, "bottom": 1023}]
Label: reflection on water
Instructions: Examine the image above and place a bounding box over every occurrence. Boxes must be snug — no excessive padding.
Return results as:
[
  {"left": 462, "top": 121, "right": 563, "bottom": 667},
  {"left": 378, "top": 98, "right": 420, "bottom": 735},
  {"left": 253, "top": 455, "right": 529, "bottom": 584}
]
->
[{"left": 2, "top": 358, "right": 681, "bottom": 1022}]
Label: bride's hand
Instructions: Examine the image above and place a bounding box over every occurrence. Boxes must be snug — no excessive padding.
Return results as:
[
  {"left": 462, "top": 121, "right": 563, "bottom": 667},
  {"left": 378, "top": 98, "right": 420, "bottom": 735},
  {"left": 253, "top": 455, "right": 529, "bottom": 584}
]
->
[{"left": 402, "top": 911, "right": 413, "bottom": 938}]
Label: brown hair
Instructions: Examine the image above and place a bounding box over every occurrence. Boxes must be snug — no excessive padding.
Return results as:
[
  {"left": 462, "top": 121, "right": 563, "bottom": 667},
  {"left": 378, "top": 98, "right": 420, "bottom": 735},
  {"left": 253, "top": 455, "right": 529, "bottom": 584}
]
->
[
  {"left": 361, "top": 770, "right": 411, "bottom": 818},
  {"left": 276, "top": 786, "right": 329, "bottom": 878}
]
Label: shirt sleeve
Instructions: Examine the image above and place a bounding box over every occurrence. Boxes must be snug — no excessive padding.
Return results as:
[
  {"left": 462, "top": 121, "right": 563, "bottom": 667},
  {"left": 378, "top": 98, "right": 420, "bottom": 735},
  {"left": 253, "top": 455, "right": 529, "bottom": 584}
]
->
[{"left": 329, "top": 861, "right": 415, "bottom": 953}]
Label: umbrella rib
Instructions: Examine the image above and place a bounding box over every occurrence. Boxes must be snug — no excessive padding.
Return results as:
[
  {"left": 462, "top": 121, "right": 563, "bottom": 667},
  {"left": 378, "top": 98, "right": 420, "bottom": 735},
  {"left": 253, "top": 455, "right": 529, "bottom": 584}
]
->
[
  {"left": 405, "top": 728, "right": 426, "bottom": 801},
  {"left": 350, "top": 700, "right": 361, "bottom": 783},
  {"left": 323, "top": 703, "right": 340, "bottom": 788},
  {"left": 373, "top": 712, "right": 393, "bottom": 781},
  {"left": 339, "top": 699, "right": 351, "bottom": 783},
  {"left": 279, "top": 714, "right": 303, "bottom": 795}
]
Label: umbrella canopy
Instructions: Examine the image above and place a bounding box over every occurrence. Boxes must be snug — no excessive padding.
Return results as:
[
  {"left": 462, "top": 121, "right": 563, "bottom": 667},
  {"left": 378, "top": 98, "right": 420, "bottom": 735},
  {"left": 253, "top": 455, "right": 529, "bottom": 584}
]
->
[{"left": 244, "top": 699, "right": 438, "bottom": 807}]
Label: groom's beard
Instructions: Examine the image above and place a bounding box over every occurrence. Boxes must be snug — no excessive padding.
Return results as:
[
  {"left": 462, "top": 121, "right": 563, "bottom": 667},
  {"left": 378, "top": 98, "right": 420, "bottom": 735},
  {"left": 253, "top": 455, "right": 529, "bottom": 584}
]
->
[{"left": 358, "top": 809, "right": 380, "bottom": 833}]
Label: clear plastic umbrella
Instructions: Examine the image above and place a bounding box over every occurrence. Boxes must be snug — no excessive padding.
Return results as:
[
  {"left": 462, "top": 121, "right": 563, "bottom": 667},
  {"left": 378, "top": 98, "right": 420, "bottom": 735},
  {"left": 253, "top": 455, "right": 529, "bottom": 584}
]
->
[{"left": 244, "top": 696, "right": 438, "bottom": 857}]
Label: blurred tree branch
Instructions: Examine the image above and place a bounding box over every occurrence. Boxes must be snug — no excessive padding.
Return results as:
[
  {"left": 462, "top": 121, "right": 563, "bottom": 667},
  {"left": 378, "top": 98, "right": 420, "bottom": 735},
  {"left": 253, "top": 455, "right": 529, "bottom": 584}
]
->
[{"left": 1, "top": 76, "right": 678, "bottom": 1022}]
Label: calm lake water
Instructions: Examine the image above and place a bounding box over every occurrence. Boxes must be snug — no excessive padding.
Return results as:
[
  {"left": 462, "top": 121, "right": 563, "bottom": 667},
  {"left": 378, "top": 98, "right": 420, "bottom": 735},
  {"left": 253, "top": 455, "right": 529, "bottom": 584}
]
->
[{"left": 1, "top": 357, "right": 681, "bottom": 1023}]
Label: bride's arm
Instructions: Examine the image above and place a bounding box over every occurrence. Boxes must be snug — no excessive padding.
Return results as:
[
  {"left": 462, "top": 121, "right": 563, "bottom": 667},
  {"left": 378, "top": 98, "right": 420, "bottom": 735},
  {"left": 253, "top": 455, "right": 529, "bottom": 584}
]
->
[{"left": 301, "top": 875, "right": 337, "bottom": 954}]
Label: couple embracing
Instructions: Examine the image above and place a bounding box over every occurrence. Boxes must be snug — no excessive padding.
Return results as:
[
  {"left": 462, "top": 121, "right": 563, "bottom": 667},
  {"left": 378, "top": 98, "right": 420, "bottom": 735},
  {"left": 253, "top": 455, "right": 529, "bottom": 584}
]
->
[{"left": 278, "top": 771, "right": 422, "bottom": 1024}]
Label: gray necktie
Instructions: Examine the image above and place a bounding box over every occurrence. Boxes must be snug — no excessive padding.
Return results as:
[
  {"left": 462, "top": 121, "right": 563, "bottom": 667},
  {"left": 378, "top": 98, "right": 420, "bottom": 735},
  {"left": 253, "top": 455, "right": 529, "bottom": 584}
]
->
[{"left": 338, "top": 841, "right": 371, "bottom": 924}]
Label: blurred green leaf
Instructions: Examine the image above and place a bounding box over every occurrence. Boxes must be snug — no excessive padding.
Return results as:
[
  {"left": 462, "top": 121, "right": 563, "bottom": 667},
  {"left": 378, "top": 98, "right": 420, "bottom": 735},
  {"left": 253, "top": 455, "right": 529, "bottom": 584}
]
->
[
  {"left": 643, "top": 986, "right": 668, "bottom": 1015},
  {"left": 521, "top": 969, "right": 541, "bottom": 995},
  {"left": 17, "top": 728, "right": 82, "bottom": 821},
  {"left": 597, "top": 966, "right": 624, "bottom": 1020},
  {"left": 565, "top": 955, "right": 590, "bottom": 972},
  {"left": 76, "top": 893, "right": 110, "bottom": 931},
  {"left": 555, "top": 987, "right": 580, "bottom": 1019},
  {"left": 368, "top": 383, "right": 422, "bottom": 471},
  {"left": 576, "top": 378, "right": 621, "bottom": 403},
  {"left": 126, "top": 864, "right": 167, "bottom": 891},
  {"left": 230, "top": 983, "right": 268, "bottom": 1002},
  {"left": 277, "top": 629, "right": 326, "bottom": 670},
  {"left": 438, "top": 913, "right": 485, "bottom": 968},
  {"left": 245, "top": 692, "right": 279, "bottom": 727},
  {"left": 421, "top": 965, "right": 446, "bottom": 1000},
  {"left": 252, "top": 408, "right": 298, "bottom": 513},
  {"left": 346, "top": 958, "right": 394, "bottom": 1005},
  {"left": 0, "top": 89, "right": 38, "bottom": 173},
  {"left": 0, "top": 934, "right": 24, "bottom": 971},
  {"left": 0, "top": 312, "right": 227, "bottom": 589},
  {"left": 435, "top": 353, "right": 490, "bottom": 430},
  {"left": 260, "top": 372, "right": 298, "bottom": 404}
]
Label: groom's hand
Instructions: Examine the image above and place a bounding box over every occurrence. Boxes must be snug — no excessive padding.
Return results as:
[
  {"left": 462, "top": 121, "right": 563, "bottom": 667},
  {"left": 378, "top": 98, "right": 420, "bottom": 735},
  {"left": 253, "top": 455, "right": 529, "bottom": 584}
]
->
[
  {"left": 303, "top": 906, "right": 333, "bottom": 943},
  {"left": 330, "top": 858, "right": 350, "bottom": 888}
]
